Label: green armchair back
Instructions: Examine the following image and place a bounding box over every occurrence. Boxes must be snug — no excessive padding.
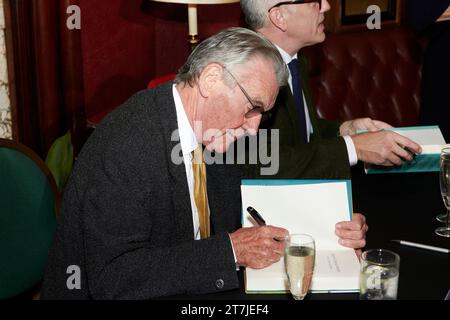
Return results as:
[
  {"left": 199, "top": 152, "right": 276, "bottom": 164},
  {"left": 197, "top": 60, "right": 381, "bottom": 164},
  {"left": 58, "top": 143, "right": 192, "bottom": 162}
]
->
[{"left": 0, "top": 139, "right": 58, "bottom": 298}]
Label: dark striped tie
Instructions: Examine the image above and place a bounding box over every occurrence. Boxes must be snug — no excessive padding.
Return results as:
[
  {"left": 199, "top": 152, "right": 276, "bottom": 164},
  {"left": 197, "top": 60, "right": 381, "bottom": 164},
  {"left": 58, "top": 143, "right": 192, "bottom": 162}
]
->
[{"left": 288, "top": 59, "right": 308, "bottom": 143}]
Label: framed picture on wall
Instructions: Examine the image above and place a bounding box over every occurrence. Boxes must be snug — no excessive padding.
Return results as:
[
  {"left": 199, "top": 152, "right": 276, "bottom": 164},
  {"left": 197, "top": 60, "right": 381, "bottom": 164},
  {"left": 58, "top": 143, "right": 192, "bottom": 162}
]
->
[{"left": 325, "top": 0, "right": 403, "bottom": 33}]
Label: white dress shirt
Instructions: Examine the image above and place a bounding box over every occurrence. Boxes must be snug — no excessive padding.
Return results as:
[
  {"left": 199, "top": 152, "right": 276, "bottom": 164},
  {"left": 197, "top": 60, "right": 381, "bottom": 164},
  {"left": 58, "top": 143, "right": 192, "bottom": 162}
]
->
[
  {"left": 172, "top": 85, "right": 238, "bottom": 265},
  {"left": 172, "top": 85, "right": 204, "bottom": 240},
  {"left": 275, "top": 45, "right": 358, "bottom": 166},
  {"left": 172, "top": 84, "right": 239, "bottom": 262}
]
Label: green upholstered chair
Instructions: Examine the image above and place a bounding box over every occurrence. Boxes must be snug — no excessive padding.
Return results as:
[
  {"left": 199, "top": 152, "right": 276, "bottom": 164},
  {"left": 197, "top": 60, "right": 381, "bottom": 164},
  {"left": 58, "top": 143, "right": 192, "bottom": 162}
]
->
[{"left": 0, "top": 139, "right": 58, "bottom": 298}]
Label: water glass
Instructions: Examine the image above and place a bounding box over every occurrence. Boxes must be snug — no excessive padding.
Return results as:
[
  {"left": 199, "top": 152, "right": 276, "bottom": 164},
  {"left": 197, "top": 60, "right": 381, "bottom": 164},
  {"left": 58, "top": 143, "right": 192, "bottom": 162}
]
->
[
  {"left": 436, "top": 148, "right": 450, "bottom": 237},
  {"left": 359, "top": 249, "right": 400, "bottom": 300}
]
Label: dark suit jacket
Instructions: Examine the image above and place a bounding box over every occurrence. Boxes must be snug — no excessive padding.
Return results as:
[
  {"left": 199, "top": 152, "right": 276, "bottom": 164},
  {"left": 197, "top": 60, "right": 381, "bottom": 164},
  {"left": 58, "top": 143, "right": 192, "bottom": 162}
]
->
[
  {"left": 407, "top": 0, "right": 450, "bottom": 32},
  {"left": 41, "top": 83, "right": 242, "bottom": 299},
  {"left": 244, "top": 54, "right": 351, "bottom": 179},
  {"left": 407, "top": 0, "right": 450, "bottom": 141}
]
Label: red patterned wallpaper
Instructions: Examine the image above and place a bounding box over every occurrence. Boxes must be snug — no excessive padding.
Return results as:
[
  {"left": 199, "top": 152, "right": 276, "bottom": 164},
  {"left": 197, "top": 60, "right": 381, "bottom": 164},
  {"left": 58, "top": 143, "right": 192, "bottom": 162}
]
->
[{"left": 79, "top": 0, "right": 242, "bottom": 120}]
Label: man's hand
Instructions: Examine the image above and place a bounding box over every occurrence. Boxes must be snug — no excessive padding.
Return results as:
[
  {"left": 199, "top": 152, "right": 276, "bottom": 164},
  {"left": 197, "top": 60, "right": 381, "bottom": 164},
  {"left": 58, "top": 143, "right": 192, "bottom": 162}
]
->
[
  {"left": 339, "top": 117, "right": 392, "bottom": 136},
  {"left": 352, "top": 130, "right": 422, "bottom": 166},
  {"left": 335, "top": 213, "right": 368, "bottom": 249},
  {"left": 230, "top": 226, "right": 288, "bottom": 269},
  {"left": 437, "top": 5, "right": 450, "bottom": 22}
]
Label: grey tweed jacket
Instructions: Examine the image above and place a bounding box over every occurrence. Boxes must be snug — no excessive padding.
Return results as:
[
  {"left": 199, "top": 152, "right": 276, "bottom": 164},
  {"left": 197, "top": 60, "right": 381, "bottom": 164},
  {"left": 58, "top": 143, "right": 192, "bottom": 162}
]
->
[{"left": 41, "top": 83, "right": 242, "bottom": 299}]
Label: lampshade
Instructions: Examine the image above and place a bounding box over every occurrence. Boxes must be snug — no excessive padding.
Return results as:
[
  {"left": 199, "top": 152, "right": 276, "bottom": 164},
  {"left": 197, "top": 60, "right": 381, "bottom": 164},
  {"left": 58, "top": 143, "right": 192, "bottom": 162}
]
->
[
  {"left": 151, "top": 0, "right": 239, "bottom": 4},
  {"left": 151, "top": 0, "right": 240, "bottom": 37}
]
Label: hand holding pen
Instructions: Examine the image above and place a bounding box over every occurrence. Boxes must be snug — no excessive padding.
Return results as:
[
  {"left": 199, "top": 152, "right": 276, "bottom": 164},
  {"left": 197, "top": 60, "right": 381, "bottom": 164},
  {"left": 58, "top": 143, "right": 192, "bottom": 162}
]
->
[
  {"left": 228, "top": 207, "right": 288, "bottom": 269},
  {"left": 247, "top": 206, "right": 288, "bottom": 242}
]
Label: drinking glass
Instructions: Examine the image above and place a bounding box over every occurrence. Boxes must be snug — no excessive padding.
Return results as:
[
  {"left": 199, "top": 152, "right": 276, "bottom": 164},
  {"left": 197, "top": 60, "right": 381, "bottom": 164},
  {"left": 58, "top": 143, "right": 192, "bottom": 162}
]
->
[
  {"left": 435, "top": 212, "right": 447, "bottom": 223},
  {"left": 436, "top": 148, "right": 450, "bottom": 237},
  {"left": 359, "top": 249, "right": 400, "bottom": 300},
  {"left": 284, "top": 234, "right": 315, "bottom": 300}
]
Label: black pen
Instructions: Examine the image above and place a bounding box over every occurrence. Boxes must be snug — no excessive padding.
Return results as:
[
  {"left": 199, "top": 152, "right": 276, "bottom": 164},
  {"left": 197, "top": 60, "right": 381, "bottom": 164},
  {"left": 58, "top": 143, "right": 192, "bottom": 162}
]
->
[
  {"left": 247, "top": 206, "right": 266, "bottom": 226},
  {"left": 247, "top": 206, "right": 285, "bottom": 242},
  {"left": 379, "top": 128, "right": 417, "bottom": 162},
  {"left": 404, "top": 147, "right": 417, "bottom": 161}
]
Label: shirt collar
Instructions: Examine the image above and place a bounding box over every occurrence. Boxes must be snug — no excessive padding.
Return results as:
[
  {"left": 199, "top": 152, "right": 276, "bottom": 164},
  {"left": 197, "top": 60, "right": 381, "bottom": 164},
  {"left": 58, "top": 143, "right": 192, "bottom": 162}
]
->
[
  {"left": 172, "top": 84, "right": 199, "bottom": 156},
  {"left": 275, "top": 44, "right": 298, "bottom": 65}
]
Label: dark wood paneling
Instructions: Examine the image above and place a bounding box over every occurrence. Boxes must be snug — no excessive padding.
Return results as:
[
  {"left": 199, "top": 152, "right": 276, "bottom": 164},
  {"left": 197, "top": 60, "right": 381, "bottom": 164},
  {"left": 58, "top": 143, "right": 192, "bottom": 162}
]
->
[
  {"left": 32, "top": 0, "right": 64, "bottom": 153},
  {"left": 3, "top": 0, "right": 86, "bottom": 157},
  {"left": 59, "top": 0, "right": 86, "bottom": 156}
]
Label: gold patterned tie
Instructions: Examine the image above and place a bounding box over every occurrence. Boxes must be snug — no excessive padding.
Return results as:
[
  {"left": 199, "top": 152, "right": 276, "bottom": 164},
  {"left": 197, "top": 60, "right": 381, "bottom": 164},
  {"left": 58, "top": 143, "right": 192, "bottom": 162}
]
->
[{"left": 192, "top": 145, "right": 210, "bottom": 239}]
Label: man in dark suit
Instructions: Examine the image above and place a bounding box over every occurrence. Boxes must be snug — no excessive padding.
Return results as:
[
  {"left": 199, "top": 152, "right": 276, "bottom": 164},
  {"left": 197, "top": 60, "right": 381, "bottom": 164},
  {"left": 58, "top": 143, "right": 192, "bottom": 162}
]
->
[
  {"left": 240, "top": 0, "right": 422, "bottom": 179},
  {"left": 41, "top": 27, "right": 367, "bottom": 300},
  {"left": 408, "top": 0, "right": 450, "bottom": 142}
]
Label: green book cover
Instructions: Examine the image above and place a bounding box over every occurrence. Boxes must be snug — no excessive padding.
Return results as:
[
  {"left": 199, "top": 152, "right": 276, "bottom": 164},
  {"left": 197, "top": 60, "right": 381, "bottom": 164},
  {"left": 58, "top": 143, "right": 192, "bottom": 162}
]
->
[{"left": 357, "top": 126, "right": 448, "bottom": 174}]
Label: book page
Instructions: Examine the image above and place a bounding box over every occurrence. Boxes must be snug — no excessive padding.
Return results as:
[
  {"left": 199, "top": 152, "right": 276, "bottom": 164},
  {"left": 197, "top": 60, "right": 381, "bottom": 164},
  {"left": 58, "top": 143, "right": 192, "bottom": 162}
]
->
[
  {"left": 241, "top": 181, "right": 352, "bottom": 251},
  {"left": 361, "top": 127, "right": 448, "bottom": 174},
  {"left": 421, "top": 144, "right": 450, "bottom": 154},
  {"left": 245, "top": 249, "right": 360, "bottom": 293},
  {"left": 357, "top": 126, "right": 447, "bottom": 154},
  {"left": 390, "top": 126, "right": 446, "bottom": 150},
  {"left": 241, "top": 180, "right": 360, "bottom": 293}
]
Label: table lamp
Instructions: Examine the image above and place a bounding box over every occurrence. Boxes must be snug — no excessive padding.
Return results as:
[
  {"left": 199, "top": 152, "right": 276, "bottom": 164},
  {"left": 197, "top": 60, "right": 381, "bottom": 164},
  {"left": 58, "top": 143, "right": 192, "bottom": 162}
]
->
[{"left": 151, "top": 0, "right": 240, "bottom": 49}]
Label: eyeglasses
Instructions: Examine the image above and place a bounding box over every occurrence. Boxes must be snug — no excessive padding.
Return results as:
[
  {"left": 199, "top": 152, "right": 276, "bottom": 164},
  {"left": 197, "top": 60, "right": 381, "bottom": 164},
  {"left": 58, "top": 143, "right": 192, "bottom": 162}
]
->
[
  {"left": 268, "top": 0, "right": 321, "bottom": 12},
  {"left": 222, "top": 66, "right": 266, "bottom": 119}
]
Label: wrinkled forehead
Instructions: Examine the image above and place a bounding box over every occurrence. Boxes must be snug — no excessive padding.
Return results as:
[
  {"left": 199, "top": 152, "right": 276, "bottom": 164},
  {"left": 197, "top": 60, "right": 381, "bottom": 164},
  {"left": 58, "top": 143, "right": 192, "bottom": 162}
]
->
[{"left": 235, "top": 55, "right": 278, "bottom": 83}]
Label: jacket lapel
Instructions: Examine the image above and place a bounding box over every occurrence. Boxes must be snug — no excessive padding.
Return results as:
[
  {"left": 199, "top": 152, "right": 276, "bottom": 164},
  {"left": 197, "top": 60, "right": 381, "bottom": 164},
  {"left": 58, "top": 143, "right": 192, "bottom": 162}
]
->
[
  {"left": 282, "top": 85, "right": 300, "bottom": 131},
  {"left": 298, "top": 54, "right": 320, "bottom": 134},
  {"left": 274, "top": 55, "right": 317, "bottom": 144},
  {"left": 206, "top": 161, "right": 242, "bottom": 235},
  {"left": 154, "top": 82, "right": 194, "bottom": 242}
]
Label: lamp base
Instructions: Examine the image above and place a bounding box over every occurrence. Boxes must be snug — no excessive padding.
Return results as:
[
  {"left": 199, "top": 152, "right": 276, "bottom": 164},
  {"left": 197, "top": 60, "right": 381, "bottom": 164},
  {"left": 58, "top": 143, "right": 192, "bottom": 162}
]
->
[{"left": 188, "top": 35, "right": 200, "bottom": 52}]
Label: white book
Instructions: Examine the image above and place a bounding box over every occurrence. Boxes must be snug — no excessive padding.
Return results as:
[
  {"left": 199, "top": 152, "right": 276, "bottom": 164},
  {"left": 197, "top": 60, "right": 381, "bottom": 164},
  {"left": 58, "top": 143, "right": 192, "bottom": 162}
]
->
[
  {"left": 241, "top": 180, "right": 360, "bottom": 294},
  {"left": 360, "top": 126, "right": 449, "bottom": 174}
]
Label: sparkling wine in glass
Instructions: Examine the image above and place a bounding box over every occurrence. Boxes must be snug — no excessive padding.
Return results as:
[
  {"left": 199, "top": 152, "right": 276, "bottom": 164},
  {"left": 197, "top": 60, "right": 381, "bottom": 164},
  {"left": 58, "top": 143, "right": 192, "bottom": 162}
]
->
[
  {"left": 436, "top": 148, "right": 450, "bottom": 237},
  {"left": 284, "top": 234, "right": 315, "bottom": 300}
]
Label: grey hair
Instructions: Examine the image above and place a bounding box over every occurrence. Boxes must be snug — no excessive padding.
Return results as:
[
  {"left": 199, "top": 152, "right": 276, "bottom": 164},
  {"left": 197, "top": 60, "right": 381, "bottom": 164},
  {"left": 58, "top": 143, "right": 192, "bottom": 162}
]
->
[
  {"left": 175, "top": 27, "right": 287, "bottom": 88},
  {"left": 240, "top": 0, "right": 278, "bottom": 30}
]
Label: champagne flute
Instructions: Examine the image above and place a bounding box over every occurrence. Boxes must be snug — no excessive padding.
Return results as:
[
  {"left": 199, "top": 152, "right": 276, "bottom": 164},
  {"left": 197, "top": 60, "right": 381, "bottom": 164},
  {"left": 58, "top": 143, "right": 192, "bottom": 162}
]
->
[
  {"left": 436, "top": 148, "right": 450, "bottom": 237},
  {"left": 435, "top": 212, "right": 447, "bottom": 223},
  {"left": 284, "top": 234, "right": 315, "bottom": 300}
]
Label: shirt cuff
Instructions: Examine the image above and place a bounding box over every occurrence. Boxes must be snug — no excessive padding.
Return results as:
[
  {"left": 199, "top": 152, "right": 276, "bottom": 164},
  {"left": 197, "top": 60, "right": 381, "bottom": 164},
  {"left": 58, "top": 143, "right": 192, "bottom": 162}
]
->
[
  {"left": 228, "top": 233, "right": 240, "bottom": 271},
  {"left": 343, "top": 135, "right": 358, "bottom": 166}
]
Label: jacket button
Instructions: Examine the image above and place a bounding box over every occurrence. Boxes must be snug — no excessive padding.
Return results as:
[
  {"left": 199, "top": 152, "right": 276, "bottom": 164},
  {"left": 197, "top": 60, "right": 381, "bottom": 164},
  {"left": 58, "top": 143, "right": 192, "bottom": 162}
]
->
[{"left": 215, "top": 279, "right": 225, "bottom": 289}]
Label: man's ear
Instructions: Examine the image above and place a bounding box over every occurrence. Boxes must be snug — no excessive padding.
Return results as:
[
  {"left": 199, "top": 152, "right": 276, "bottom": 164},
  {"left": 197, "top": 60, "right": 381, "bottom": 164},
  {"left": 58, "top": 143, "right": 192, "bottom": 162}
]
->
[
  {"left": 198, "top": 63, "right": 223, "bottom": 98},
  {"left": 268, "top": 8, "right": 288, "bottom": 32}
]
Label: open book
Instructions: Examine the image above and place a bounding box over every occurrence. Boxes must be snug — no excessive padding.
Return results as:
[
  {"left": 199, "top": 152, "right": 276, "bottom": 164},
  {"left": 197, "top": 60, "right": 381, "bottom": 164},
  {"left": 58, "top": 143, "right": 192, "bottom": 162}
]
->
[
  {"left": 361, "top": 126, "right": 448, "bottom": 174},
  {"left": 241, "top": 180, "right": 360, "bottom": 294}
]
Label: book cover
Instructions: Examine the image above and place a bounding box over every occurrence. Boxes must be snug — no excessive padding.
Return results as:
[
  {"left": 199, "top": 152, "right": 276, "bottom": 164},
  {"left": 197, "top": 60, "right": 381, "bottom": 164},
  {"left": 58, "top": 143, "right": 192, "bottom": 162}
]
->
[{"left": 359, "top": 126, "right": 448, "bottom": 174}]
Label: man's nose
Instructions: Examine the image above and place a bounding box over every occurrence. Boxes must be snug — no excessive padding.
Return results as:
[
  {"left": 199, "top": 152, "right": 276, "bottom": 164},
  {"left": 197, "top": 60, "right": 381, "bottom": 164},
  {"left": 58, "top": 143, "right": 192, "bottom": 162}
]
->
[
  {"left": 321, "top": 0, "right": 331, "bottom": 13},
  {"left": 243, "top": 115, "right": 262, "bottom": 135}
]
